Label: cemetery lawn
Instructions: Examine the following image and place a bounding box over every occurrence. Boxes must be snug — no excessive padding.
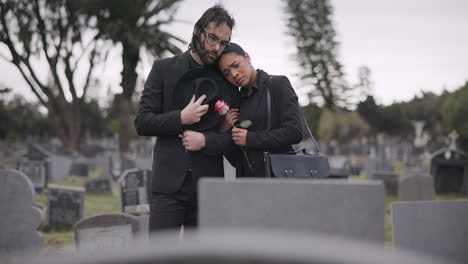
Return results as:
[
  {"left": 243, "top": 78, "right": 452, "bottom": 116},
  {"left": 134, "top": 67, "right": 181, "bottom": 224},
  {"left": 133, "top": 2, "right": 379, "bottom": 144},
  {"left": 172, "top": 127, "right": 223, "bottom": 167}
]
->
[
  {"left": 34, "top": 174, "right": 468, "bottom": 250},
  {"left": 35, "top": 175, "right": 120, "bottom": 250}
]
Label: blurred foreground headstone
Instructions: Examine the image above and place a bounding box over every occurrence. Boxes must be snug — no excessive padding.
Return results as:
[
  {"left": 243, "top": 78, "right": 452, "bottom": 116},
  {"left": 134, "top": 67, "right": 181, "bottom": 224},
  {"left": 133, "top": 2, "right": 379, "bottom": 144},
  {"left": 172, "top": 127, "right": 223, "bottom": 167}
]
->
[
  {"left": 0, "top": 169, "right": 42, "bottom": 254},
  {"left": 392, "top": 200, "right": 468, "bottom": 263},
  {"left": 199, "top": 178, "right": 385, "bottom": 243},
  {"left": 1, "top": 228, "right": 453, "bottom": 264}
]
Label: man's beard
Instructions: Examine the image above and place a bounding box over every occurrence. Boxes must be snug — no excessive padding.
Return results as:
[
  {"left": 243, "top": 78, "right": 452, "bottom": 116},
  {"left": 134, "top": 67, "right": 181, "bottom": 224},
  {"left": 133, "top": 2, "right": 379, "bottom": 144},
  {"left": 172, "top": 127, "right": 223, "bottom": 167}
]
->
[
  {"left": 196, "top": 38, "right": 217, "bottom": 65},
  {"left": 197, "top": 49, "right": 217, "bottom": 65}
]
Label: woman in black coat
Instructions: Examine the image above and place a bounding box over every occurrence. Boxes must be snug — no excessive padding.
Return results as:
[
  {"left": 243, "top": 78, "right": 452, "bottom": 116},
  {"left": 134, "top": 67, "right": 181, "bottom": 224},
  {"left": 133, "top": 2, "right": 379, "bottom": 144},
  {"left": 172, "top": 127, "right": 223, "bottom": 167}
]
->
[{"left": 218, "top": 43, "right": 303, "bottom": 177}]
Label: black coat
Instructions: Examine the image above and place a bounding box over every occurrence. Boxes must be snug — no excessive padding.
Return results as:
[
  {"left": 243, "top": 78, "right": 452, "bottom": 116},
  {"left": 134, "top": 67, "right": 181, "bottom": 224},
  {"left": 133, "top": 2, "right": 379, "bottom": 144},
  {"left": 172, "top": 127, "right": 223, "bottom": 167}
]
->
[
  {"left": 135, "top": 51, "right": 239, "bottom": 194},
  {"left": 233, "top": 70, "right": 303, "bottom": 177}
]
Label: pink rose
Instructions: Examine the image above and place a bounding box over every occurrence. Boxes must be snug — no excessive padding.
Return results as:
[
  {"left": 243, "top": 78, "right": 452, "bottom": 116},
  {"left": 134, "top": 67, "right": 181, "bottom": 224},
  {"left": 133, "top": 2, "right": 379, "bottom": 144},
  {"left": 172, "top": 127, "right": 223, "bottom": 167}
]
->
[{"left": 214, "top": 100, "right": 229, "bottom": 115}]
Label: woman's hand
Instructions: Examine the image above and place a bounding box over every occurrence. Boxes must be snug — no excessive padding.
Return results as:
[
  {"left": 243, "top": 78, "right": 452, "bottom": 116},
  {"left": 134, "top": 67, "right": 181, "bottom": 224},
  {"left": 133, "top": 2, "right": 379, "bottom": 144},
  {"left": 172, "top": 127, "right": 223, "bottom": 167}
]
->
[
  {"left": 232, "top": 127, "right": 247, "bottom": 146},
  {"left": 219, "top": 108, "right": 239, "bottom": 132}
]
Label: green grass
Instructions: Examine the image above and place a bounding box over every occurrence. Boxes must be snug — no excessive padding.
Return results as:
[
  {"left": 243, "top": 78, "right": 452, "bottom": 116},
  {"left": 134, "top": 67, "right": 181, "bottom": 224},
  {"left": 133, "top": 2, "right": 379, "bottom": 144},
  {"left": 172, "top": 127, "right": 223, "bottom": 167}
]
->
[
  {"left": 35, "top": 171, "right": 121, "bottom": 250},
  {"left": 36, "top": 170, "right": 468, "bottom": 251}
]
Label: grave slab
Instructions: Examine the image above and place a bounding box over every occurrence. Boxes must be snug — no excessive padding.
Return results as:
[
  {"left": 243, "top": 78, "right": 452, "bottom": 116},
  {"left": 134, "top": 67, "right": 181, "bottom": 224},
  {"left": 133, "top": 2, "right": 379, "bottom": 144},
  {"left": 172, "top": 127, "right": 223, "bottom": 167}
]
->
[
  {"left": 392, "top": 200, "right": 468, "bottom": 263},
  {"left": 199, "top": 178, "right": 385, "bottom": 243},
  {"left": 0, "top": 169, "right": 42, "bottom": 254}
]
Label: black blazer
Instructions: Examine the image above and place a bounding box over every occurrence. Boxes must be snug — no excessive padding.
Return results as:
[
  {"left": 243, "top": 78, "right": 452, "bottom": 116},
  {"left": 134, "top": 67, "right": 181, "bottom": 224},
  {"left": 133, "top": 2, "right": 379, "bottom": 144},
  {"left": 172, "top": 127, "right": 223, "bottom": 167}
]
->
[
  {"left": 233, "top": 70, "right": 303, "bottom": 177},
  {"left": 135, "top": 51, "right": 239, "bottom": 194}
]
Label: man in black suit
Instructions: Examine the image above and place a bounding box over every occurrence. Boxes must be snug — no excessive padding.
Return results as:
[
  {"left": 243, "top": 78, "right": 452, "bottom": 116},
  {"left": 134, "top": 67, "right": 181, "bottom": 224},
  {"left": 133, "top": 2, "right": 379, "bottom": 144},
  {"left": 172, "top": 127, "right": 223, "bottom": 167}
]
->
[{"left": 135, "top": 5, "right": 236, "bottom": 232}]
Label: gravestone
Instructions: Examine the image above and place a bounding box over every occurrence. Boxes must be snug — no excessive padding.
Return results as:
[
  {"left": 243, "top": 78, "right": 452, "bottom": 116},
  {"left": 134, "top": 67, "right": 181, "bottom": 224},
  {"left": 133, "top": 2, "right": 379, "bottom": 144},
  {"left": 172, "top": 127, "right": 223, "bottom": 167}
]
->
[
  {"left": 85, "top": 178, "right": 112, "bottom": 194},
  {"left": 17, "top": 159, "right": 48, "bottom": 192},
  {"left": 0, "top": 169, "right": 42, "bottom": 253},
  {"left": 370, "top": 170, "right": 399, "bottom": 196},
  {"left": 199, "top": 178, "right": 385, "bottom": 243},
  {"left": 328, "top": 168, "right": 351, "bottom": 179},
  {"left": 3, "top": 229, "right": 451, "bottom": 264},
  {"left": 430, "top": 148, "right": 467, "bottom": 195},
  {"left": 69, "top": 162, "right": 89, "bottom": 177},
  {"left": 392, "top": 200, "right": 468, "bottom": 263},
  {"left": 223, "top": 157, "right": 235, "bottom": 181},
  {"left": 47, "top": 185, "right": 85, "bottom": 230},
  {"left": 399, "top": 174, "right": 435, "bottom": 201},
  {"left": 74, "top": 212, "right": 139, "bottom": 254},
  {"left": 119, "top": 169, "right": 151, "bottom": 215},
  {"left": 135, "top": 157, "right": 152, "bottom": 170}
]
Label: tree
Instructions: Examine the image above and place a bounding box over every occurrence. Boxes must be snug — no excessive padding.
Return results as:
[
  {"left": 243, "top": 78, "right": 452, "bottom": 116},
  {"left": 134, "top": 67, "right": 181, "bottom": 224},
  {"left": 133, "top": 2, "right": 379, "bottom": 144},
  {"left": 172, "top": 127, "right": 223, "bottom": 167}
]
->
[
  {"left": 83, "top": 0, "right": 184, "bottom": 153},
  {"left": 284, "top": 0, "right": 348, "bottom": 109},
  {"left": 301, "top": 103, "right": 322, "bottom": 139},
  {"left": 0, "top": 0, "right": 104, "bottom": 151},
  {"left": 441, "top": 81, "right": 468, "bottom": 152},
  {"left": 357, "top": 95, "right": 381, "bottom": 135},
  {"left": 318, "top": 108, "right": 369, "bottom": 143}
]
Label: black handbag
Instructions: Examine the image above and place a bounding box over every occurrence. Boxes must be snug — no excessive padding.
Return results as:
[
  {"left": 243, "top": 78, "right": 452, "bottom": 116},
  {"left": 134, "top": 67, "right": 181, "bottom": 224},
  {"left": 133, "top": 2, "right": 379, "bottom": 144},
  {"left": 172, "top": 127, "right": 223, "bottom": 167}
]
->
[{"left": 264, "top": 81, "right": 330, "bottom": 178}]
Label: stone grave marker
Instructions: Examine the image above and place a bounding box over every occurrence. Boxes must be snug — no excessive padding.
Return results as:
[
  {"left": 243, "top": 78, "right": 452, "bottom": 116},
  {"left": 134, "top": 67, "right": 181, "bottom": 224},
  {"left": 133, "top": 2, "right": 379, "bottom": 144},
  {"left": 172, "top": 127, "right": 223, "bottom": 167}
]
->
[
  {"left": 135, "top": 157, "right": 152, "bottom": 170},
  {"left": 69, "top": 162, "right": 89, "bottom": 177},
  {"left": 223, "top": 156, "right": 235, "bottom": 181},
  {"left": 370, "top": 170, "right": 399, "bottom": 196},
  {"left": 430, "top": 148, "right": 467, "bottom": 195},
  {"left": 199, "top": 178, "right": 385, "bottom": 243},
  {"left": 119, "top": 169, "right": 151, "bottom": 215},
  {"left": 17, "top": 159, "right": 48, "bottom": 192},
  {"left": 399, "top": 174, "right": 435, "bottom": 201},
  {"left": 392, "top": 200, "right": 468, "bottom": 263},
  {"left": 47, "top": 185, "right": 85, "bottom": 230},
  {"left": 4, "top": 228, "right": 452, "bottom": 264},
  {"left": 74, "top": 212, "right": 139, "bottom": 254},
  {"left": 0, "top": 169, "right": 42, "bottom": 254},
  {"left": 328, "top": 168, "right": 351, "bottom": 179},
  {"left": 85, "top": 178, "right": 112, "bottom": 194}
]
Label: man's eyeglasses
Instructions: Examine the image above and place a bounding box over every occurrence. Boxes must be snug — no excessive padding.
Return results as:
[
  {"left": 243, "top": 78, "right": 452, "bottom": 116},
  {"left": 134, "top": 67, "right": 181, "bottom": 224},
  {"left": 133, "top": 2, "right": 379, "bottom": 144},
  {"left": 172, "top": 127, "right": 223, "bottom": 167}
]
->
[{"left": 203, "top": 31, "right": 230, "bottom": 50}]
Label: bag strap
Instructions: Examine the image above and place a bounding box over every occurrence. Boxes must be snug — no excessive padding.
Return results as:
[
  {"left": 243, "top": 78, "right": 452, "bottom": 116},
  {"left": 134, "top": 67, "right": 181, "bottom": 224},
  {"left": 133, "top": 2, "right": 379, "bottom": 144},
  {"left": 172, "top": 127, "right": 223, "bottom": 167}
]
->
[{"left": 266, "top": 76, "right": 321, "bottom": 154}]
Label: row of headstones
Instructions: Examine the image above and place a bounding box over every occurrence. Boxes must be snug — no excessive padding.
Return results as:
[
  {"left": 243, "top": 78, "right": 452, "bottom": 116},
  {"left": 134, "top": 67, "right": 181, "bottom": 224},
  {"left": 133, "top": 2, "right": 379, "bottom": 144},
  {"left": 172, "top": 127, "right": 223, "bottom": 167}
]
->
[
  {"left": 2, "top": 169, "right": 467, "bottom": 263},
  {"left": 0, "top": 167, "right": 151, "bottom": 239},
  {"left": 71, "top": 178, "right": 467, "bottom": 263}
]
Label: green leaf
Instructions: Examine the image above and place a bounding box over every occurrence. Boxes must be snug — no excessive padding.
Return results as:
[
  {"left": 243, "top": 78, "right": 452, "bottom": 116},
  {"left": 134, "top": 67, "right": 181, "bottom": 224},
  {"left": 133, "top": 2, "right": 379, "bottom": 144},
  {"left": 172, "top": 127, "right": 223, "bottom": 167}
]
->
[{"left": 239, "top": 120, "right": 253, "bottom": 129}]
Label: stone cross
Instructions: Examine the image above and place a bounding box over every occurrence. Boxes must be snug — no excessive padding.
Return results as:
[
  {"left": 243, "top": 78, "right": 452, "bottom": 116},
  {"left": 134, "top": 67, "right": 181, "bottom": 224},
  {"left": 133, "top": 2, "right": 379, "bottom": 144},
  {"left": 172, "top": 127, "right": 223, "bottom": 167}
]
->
[{"left": 448, "top": 130, "right": 459, "bottom": 150}]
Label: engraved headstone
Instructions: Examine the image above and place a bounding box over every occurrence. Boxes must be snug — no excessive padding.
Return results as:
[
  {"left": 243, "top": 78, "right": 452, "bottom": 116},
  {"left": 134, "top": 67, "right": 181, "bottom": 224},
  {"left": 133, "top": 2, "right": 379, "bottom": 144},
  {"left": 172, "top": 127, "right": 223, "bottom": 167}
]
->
[
  {"left": 17, "top": 159, "right": 48, "bottom": 192},
  {"left": 47, "top": 185, "right": 85, "bottom": 230},
  {"left": 119, "top": 169, "right": 151, "bottom": 215},
  {"left": 74, "top": 212, "right": 139, "bottom": 254},
  {"left": 0, "top": 169, "right": 42, "bottom": 253}
]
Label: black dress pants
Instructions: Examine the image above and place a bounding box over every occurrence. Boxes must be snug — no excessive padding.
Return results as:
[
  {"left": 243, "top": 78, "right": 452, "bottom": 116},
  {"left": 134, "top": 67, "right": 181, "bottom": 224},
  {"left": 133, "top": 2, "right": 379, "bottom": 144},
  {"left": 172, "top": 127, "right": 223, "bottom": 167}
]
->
[{"left": 148, "top": 171, "right": 197, "bottom": 232}]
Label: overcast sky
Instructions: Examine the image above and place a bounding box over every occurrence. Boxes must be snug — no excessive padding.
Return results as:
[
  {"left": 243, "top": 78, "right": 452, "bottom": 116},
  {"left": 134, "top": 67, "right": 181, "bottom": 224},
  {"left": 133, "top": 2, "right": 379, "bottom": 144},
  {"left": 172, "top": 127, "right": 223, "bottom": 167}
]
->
[{"left": 1, "top": 0, "right": 467, "bottom": 106}]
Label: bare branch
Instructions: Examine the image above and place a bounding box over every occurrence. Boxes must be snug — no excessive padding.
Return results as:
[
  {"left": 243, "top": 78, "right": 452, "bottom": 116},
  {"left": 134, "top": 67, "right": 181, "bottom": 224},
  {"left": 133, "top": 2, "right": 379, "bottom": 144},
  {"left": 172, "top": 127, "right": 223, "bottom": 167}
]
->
[{"left": 81, "top": 40, "right": 98, "bottom": 99}]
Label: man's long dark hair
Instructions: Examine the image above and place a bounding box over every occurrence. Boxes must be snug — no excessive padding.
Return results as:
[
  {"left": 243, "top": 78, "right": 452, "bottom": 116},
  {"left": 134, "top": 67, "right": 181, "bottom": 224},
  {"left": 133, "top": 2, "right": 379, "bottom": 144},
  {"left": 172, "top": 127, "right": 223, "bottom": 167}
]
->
[{"left": 189, "top": 5, "right": 235, "bottom": 52}]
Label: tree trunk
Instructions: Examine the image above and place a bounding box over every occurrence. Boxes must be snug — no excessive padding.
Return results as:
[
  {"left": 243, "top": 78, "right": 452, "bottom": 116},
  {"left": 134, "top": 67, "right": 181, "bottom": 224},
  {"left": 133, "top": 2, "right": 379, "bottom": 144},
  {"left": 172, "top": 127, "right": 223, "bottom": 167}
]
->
[
  {"left": 119, "top": 96, "right": 130, "bottom": 153},
  {"left": 119, "top": 41, "right": 140, "bottom": 154},
  {"left": 48, "top": 98, "right": 82, "bottom": 153}
]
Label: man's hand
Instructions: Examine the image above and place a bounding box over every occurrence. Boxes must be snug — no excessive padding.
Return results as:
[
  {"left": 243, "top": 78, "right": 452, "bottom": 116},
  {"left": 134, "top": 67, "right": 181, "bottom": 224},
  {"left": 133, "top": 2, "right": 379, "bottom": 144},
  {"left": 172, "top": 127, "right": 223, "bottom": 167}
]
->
[
  {"left": 232, "top": 127, "right": 247, "bottom": 146},
  {"left": 180, "top": 130, "right": 206, "bottom": 151},
  {"left": 219, "top": 108, "right": 239, "bottom": 132},
  {"left": 181, "top": 95, "right": 209, "bottom": 125}
]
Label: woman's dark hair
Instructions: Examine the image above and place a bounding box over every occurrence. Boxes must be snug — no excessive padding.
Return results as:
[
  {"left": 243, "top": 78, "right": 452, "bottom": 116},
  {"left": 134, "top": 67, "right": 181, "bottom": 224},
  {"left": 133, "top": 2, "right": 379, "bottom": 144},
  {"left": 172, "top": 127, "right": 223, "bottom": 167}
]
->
[
  {"left": 221, "top": 42, "right": 245, "bottom": 56},
  {"left": 189, "top": 5, "right": 235, "bottom": 51}
]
